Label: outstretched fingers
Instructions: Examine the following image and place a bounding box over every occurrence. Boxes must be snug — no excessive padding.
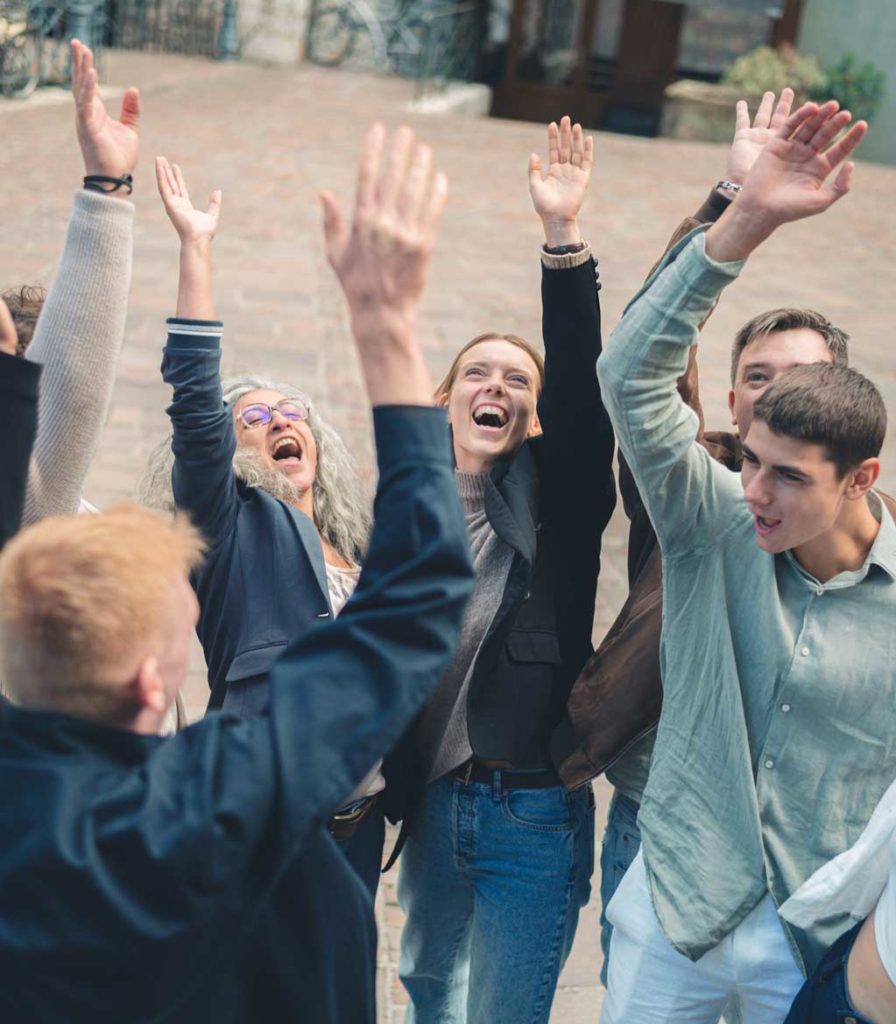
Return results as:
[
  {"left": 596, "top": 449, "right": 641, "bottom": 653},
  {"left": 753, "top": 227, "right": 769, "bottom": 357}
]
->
[
  {"left": 822, "top": 119, "right": 868, "bottom": 170},
  {"left": 752, "top": 90, "right": 775, "bottom": 129},
  {"left": 770, "top": 87, "right": 794, "bottom": 130},
  {"left": 558, "top": 115, "right": 572, "bottom": 163},
  {"left": 734, "top": 99, "right": 750, "bottom": 135},
  {"left": 354, "top": 122, "right": 386, "bottom": 225},
  {"left": 792, "top": 100, "right": 839, "bottom": 144},
  {"left": 376, "top": 125, "right": 414, "bottom": 220},
  {"left": 775, "top": 101, "right": 821, "bottom": 140},
  {"left": 547, "top": 121, "right": 560, "bottom": 167},
  {"left": 119, "top": 87, "right": 140, "bottom": 131},
  {"left": 319, "top": 191, "right": 347, "bottom": 267},
  {"left": 397, "top": 141, "right": 433, "bottom": 231}
]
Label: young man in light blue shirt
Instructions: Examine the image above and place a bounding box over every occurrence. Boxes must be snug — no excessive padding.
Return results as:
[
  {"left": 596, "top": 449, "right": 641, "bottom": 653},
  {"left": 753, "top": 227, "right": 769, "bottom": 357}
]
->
[{"left": 598, "top": 100, "right": 894, "bottom": 1024}]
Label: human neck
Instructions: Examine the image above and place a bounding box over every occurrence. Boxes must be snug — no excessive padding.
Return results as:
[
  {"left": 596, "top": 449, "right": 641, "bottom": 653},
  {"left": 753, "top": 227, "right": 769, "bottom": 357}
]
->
[
  {"left": 792, "top": 496, "right": 881, "bottom": 583},
  {"left": 288, "top": 488, "right": 315, "bottom": 521},
  {"left": 453, "top": 447, "right": 496, "bottom": 475}
]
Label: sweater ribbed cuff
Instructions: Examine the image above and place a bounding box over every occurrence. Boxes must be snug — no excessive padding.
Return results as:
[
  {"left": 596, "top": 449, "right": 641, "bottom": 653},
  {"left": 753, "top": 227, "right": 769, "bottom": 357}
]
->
[{"left": 540, "top": 242, "right": 593, "bottom": 270}]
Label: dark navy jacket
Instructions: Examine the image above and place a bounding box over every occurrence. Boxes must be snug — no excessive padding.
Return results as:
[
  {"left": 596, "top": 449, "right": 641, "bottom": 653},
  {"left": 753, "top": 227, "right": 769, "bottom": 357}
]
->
[
  {"left": 0, "top": 406, "right": 473, "bottom": 1023},
  {"left": 384, "top": 255, "right": 616, "bottom": 844},
  {"left": 0, "top": 351, "right": 41, "bottom": 548},
  {"left": 162, "top": 320, "right": 336, "bottom": 713}
]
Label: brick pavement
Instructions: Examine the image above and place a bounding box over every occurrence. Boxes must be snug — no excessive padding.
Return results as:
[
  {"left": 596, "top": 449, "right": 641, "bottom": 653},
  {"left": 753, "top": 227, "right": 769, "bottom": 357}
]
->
[{"left": 2, "top": 51, "right": 895, "bottom": 1022}]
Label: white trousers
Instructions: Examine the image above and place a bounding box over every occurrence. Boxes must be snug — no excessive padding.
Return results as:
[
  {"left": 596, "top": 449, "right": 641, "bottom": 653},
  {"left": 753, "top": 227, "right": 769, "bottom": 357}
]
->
[{"left": 601, "top": 851, "right": 804, "bottom": 1024}]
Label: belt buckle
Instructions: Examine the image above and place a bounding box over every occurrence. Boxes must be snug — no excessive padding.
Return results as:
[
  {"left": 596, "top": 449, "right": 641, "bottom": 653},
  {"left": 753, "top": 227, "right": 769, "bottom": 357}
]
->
[{"left": 332, "top": 798, "right": 368, "bottom": 825}]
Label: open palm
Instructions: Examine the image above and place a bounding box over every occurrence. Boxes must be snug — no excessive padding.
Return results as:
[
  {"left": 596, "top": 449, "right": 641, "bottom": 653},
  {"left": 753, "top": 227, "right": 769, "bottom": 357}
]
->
[
  {"left": 725, "top": 89, "right": 793, "bottom": 184},
  {"left": 529, "top": 116, "right": 593, "bottom": 224},
  {"left": 742, "top": 101, "right": 867, "bottom": 223},
  {"left": 155, "top": 157, "right": 221, "bottom": 243},
  {"left": 71, "top": 39, "right": 139, "bottom": 179}
]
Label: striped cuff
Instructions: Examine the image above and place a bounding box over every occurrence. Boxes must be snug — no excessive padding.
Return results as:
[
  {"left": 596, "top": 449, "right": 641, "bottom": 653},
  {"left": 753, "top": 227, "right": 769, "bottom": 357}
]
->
[
  {"left": 540, "top": 241, "right": 593, "bottom": 270},
  {"left": 165, "top": 317, "right": 223, "bottom": 350}
]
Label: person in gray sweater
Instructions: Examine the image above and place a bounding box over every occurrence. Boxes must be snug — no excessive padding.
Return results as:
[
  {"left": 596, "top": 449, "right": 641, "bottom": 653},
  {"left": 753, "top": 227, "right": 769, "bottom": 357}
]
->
[{"left": 13, "top": 40, "right": 137, "bottom": 524}]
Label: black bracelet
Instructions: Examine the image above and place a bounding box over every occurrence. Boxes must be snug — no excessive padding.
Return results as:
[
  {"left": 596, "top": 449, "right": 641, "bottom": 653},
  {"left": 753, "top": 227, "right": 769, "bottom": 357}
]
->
[
  {"left": 543, "top": 240, "right": 587, "bottom": 256},
  {"left": 83, "top": 174, "right": 134, "bottom": 195}
]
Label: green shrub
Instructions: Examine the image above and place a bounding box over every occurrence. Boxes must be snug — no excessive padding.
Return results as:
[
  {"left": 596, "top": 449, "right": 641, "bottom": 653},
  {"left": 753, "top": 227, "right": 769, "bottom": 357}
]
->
[
  {"left": 814, "top": 54, "right": 886, "bottom": 124},
  {"left": 723, "top": 44, "right": 826, "bottom": 99}
]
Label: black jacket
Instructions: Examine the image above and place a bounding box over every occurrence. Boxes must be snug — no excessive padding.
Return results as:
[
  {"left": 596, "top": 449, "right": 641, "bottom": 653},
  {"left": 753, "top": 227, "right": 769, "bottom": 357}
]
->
[
  {"left": 162, "top": 321, "right": 336, "bottom": 714},
  {"left": 0, "top": 351, "right": 41, "bottom": 548},
  {"left": 384, "top": 254, "right": 616, "bottom": 840},
  {"left": 0, "top": 406, "right": 473, "bottom": 1023}
]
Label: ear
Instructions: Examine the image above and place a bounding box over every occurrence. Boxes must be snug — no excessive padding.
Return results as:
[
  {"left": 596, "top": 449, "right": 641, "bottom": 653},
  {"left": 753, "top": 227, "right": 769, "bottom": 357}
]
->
[
  {"left": 436, "top": 392, "right": 449, "bottom": 409},
  {"left": 844, "top": 458, "right": 881, "bottom": 501},
  {"left": 728, "top": 388, "right": 737, "bottom": 426},
  {"left": 527, "top": 410, "right": 543, "bottom": 438},
  {"left": 133, "top": 654, "right": 167, "bottom": 713}
]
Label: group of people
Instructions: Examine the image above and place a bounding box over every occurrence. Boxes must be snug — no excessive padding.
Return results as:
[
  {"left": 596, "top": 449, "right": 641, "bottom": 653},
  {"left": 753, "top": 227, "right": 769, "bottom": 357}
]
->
[{"left": 0, "top": 38, "right": 894, "bottom": 1024}]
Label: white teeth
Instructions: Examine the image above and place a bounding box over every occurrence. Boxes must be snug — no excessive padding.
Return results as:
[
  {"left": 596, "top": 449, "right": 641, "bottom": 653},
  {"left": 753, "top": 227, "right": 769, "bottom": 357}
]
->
[{"left": 473, "top": 404, "right": 508, "bottom": 426}]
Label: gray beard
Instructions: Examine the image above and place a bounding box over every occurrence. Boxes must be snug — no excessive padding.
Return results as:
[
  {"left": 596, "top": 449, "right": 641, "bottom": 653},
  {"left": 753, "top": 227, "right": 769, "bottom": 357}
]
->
[{"left": 232, "top": 447, "right": 308, "bottom": 506}]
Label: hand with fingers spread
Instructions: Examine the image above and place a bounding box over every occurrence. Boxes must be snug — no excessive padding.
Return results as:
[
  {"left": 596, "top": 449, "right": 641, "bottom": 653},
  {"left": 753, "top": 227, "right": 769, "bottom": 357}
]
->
[
  {"left": 155, "top": 157, "right": 222, "bottom": 246},
  {"left": 528, "top": 115, "right": 594, "bottom": 247},
  {"left": 319, "top": 123, "right": 447, "bottom": 406},
  {"left": 706, "top": 99, "right": 867, "bottom": 263},
  {"left": 155, "top": 157, "right": 221, "bottom": 320},
  {"left": 723, "top": 88, "right": 794, "bottom": 189},
  {"left": 71, "top": 38, "right": 139, "bottom": 184},
  {"left": 0, "top": 299, "right": 18, "bottom": 357}
]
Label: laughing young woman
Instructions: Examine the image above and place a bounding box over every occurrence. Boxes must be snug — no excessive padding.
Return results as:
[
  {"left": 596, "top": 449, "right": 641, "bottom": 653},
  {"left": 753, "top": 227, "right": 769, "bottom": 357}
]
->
[
  {"left": 385, "top": 117, "right": 617, "bottom": 1024},
  {"left": 141, "top": 157, "right": 385, "bottom": 896}
]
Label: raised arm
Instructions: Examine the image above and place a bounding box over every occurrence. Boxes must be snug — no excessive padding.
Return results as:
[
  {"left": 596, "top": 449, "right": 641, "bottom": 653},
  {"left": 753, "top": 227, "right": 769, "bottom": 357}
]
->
[
  {"left": 599, "top": 100, "right": 866, "bottom": 554},
  {"left": 528, "top": 117, "right": 615, "bottom": 635},
  {"left": 137, "top": 127, "right": 471, "bottom": 910},
  {"left": 23, "top": 40, "right": 138, "bottom": 523},
  {"left": 0, "top": 303, "right": 41, "bottom": 548},
  {"left": 621, "top": 90, "right": 795, "bottom": 535},
  {"left": 155, "top": 158, "right": 235, "bottom": 545}
]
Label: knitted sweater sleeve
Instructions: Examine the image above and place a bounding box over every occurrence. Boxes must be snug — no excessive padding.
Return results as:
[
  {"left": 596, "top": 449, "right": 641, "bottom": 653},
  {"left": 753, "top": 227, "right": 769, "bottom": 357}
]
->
[{"left": 22, "top": 190, "right": 134, "bottom": 523}]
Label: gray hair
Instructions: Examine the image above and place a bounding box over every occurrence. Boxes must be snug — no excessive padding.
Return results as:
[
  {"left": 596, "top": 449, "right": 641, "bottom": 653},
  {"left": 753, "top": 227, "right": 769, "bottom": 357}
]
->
[{"left": 139, "top": 375, "right": 371, "bottom": 564}]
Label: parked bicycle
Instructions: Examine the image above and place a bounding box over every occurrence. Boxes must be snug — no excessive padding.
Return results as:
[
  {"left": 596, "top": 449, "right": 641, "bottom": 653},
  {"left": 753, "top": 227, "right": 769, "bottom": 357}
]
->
[
  {"left": 306, "top": 0, "right": 425, "bottom": 73},
  {"left": 0, "top": 0, "right": 70, "bottom": 98}
]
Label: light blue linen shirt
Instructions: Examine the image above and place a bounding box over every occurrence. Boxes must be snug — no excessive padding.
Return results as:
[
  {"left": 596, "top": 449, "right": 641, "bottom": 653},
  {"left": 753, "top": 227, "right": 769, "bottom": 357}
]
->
[{"left": 597, "top": 227, "right": 896, "bottom": 972}]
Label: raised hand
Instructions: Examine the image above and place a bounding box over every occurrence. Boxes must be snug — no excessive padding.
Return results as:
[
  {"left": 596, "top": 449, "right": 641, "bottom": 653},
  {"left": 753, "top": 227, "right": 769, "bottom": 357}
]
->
[
  {"left": 706, "top": 100, "right": 867, "bottom": 262},
  {"left": 319, "top": 123, "right": 447, "bottom": 406},
  {"left": 0, "top": 299, "right": 18, "bottom": 357},
  {"left": 155, "top": 157, "right": 222, "bottom": 245},
  {"left": 528, "top": 116, "right": 593, "bottom": 247},
  {"left": 724, "top": 89, "right": 794, "bottom": 187},
  {"left": 71, "top": 39, "right": 139, "bottom": 182}
]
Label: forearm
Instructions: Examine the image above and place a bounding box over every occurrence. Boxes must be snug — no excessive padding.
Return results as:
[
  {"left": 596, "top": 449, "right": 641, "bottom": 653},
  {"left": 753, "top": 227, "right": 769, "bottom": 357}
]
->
[
  {"left": 269, "top": 406, "right": 473, "bottom": 838},
  {"left": 23, "top": 190, "right": 134, "bottom": 523},
  {"left": 176, "top": 242, "right": 216, "bottom": 320},
  {"left": 349, "top": 308, "right": 433, "bottom": 407},
  {"left": 597, "top": 230, "right": 743, "bottom": 541}
]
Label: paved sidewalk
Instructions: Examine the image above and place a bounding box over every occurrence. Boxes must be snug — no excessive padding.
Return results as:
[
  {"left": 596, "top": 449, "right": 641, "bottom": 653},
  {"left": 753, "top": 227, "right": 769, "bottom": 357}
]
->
[{"left": 3, "top": 50, "right": 895, "bottom": 1022}]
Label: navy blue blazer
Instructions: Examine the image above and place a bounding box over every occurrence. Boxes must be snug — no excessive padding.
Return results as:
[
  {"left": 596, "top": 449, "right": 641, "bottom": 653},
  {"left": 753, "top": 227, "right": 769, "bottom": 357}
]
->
[
  {"left": 0, "top": 405, "right": 473, "bottom": 1023},
  {"left": 0, "top": 351, "right": 41, "bottom": 548},
  {"left": 162, "top": 320, "right": 337, "bottom": 713}
]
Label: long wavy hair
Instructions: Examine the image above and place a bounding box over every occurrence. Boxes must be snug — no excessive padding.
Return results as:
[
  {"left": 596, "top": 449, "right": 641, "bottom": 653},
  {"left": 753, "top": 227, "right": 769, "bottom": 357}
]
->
[{"left": 139, "top": 375, "right": 371, "bottom": 564}]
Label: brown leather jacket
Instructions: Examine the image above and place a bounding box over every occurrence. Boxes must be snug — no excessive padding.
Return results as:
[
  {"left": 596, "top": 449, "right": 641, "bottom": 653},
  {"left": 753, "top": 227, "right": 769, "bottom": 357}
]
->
[{"left": 552, "top": 191, "right": 896, "bottom": 791}]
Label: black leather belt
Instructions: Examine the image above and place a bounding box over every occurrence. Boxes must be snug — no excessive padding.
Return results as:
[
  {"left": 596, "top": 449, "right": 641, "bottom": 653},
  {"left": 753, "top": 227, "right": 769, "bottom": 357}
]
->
[
  {"left": 328, "top": 793, "right": 380, "bottom": 842},
  {"left": 450, "top": 760, "right": 560, "bottom": 790}
]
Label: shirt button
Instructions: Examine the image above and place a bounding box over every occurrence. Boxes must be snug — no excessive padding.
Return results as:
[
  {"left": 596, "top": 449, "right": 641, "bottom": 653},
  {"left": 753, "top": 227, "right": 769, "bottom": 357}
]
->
[
  {"left": 781, "top": 703, "right": 791, "bottom": 713},
  {"left": 800, "top": 647, "right": 810, "bottom": 657},
  {"left": 765, "top": 759, "right": 775, "bottom": 769}
]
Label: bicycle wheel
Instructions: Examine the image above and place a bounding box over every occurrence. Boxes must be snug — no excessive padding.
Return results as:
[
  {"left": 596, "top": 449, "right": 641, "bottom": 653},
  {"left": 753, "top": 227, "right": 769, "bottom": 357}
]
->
[
  {"left": 0, "top": 31, "right": 39, "bottom": 98},
  {"left": 307, "top": 6, "right": 355, "bottom": 66}
]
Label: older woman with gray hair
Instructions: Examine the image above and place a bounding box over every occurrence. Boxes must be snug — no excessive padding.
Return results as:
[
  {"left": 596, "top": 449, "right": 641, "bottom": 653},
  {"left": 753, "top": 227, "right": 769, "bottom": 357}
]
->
[{"left": 142, "top": 156, "right": 383, "bottom": 895}]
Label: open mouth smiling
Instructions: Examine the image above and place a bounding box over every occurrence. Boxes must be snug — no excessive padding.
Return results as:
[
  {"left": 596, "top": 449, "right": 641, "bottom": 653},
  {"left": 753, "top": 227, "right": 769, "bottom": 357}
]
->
[
  {"left": 272, "top": 436, "right": 303, "bottom": 463},
  {"left": 472, "top": 404, "right": 509, "bottom": 430}
]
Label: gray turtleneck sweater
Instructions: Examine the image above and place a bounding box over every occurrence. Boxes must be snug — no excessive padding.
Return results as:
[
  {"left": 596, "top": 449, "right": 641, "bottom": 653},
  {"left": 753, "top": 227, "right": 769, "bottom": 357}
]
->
[{"left": 428, "top": 470, "right": 514, "bottom": 781}]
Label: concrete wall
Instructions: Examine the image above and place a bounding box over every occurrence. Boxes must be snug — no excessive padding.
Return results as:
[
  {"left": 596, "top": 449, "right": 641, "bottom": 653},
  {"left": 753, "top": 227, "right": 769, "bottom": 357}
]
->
[
  {"left": 239, "top": 0, "right": 310, "bottom": 65},
  {"left": 798, "top": 0, "right": 896, "bottom": 165}
]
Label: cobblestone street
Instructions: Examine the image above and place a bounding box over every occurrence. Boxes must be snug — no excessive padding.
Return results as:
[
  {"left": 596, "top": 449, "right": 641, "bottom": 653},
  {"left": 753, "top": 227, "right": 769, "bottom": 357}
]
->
[{"left": 3, "top": 50, "right": 895, "bottom": 1021}]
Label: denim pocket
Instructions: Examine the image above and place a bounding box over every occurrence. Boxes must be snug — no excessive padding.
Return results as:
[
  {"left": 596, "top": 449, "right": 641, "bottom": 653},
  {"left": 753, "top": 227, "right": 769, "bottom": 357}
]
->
[{"left": 502, "top": 787, "right": 573, "bottom": 833}]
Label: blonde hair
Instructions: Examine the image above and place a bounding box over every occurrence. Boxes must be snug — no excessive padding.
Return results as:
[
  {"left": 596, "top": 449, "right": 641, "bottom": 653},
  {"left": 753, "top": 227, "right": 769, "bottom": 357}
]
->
[
  {"left": 0, "top": 504, "right": 205, "bottom": 719},
  {"left": 434, "top": 333, "right": 545, "bottom": 401}
]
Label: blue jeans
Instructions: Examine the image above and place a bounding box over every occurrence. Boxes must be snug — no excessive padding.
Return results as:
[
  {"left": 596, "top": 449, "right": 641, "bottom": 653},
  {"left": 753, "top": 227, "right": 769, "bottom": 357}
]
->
[
  {"left": 599, "top": 790, "right": 642, "bottom": 988},
  {"left": 783, "top": 921, "right": 875, "bottom": 1024},
  {"left": 397, "top": 772, "right": 595, "bottom": 1024}
]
